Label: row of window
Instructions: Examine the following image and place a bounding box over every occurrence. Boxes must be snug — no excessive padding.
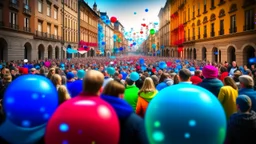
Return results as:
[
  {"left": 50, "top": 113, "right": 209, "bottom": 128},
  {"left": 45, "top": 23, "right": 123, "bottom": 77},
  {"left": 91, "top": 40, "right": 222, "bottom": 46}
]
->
[
  {"left": 64, "top": 0, "right": 78, "bottom": 12},
  {"left": 37, "top": 21, "right": 59, "bottom": 36},
  {"left": 38, "top": 0, "right": 58, "bottom": 20},
  {"left": 64, "top": 16, "right": 77, "bottom": 30},
  {"left": 80, "top": 11, "right": 97, "bottom": 27},
  {"left": 64, "top": 30, "right": 77, "bottom": 42}
]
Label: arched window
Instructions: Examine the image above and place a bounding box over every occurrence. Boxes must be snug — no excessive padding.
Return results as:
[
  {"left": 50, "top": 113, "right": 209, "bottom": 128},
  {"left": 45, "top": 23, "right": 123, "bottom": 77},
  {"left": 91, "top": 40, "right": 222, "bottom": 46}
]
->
[
  {"left": 219, "top": 9, "right": 225, "bottom": 18},
  {"left": 203, "top": 16, "right": 208, "bottom": 24},
  {"left": 229, "top": 4, "right": 237, "bottom": 13},
  {"left": 197, "top": 20, "right": 201, "bottom": 26},
  {"left": 210, "top": 14, "right": 216, "bottom": 21}
]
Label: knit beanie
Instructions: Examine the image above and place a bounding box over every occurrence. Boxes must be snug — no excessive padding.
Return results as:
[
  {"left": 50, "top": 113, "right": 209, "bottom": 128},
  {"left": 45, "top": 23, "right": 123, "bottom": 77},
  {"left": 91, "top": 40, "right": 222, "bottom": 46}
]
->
[{"left": 202, "top": 65, "right": 218, "bottom": 78}]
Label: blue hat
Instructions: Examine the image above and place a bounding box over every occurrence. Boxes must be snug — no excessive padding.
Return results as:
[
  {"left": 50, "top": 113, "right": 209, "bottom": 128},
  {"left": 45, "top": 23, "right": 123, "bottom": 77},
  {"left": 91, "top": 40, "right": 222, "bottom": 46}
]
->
[
  {"left": 236, "top": 95, "right": 252, "bottom": 112},
  {"left": 66, "top": 72, "right": 74, "bottom": 80},
  {"left": 77, "top": 70, "right": 85, "bottom": 79}
]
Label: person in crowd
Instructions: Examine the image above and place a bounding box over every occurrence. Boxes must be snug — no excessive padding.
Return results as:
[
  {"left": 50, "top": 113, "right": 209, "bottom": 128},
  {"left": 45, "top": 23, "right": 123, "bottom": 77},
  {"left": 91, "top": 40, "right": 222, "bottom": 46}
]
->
[
  {"left": 156, "top": 73, "right": 173, "bottom": 91},
  {"left": 198, "top": 65, "right": 223, "bottom": 97},
  {"left": 51, "top": 74, "right": 62, "bottom": 89},
  {"left": 136, "top": 77, "right": 158, "bottom": 118},
  {"left": 135, "top": 75, "right": 145, "bottom": 89},
  {"left": 219, "top": 66, "right": 229, "bottom": 82},
  {"left": 228, "top": 61, "right": 239, "bottom": 76},
  {"left": 10, "top": 68, "right": 19, "bottom": 80},
  {"left": 102, "top": 70, "right": 114, "bottom": 88},
  {"left": 157, "top": 69, "right": 163, "bottom": 78},
  {"left": 239, "top": 75, "right": 256, "bottom": 112},
  {"left": 233, "top": 69, "right": 242, "bottom": 88},
  {"left": 57, "top": 85, "right": 71, "bottom": 105},
  {"left": 242, "top": 65, "right": 252, "bottom": 76},
  {"left": 68, "top": 69, "right": 86, "bottom": 97},
  {"left": 190, "top": 70, "right": 202, "bottom": 84},
  {"left": 151, "top": 75, "right": 159, "bottom": 87},
  {"left": 178, "top": 69, "right": 192, "bottom": 84},
  {"left": 66, "top": 71, "right": 75, "bottom": 90},
  {"left": 101, "top": 81, "right": 149, "bottom": 144},
  {"left": 225, "top": 95, "right": 256, "bottom": 144},
  {"left": 47, "top": 68, "right": 55, "bottom": 79},
  {"left": 218, "top": 77, "right": 238, "bottom": 120},
  {"left": 173, "top": 74, "right": 180, "bottom": 85},
  {"left": 0, "top": 74, "right": 12, "bottom": 100},
  {"left": 39, "top": 67, "right": 46, "bottom": 77},
  {"left": 30, "top": 68, "right": 37, "bottom": 75},
  {"left": 124, "top": 78, "right": 140, "bottom": 111}
]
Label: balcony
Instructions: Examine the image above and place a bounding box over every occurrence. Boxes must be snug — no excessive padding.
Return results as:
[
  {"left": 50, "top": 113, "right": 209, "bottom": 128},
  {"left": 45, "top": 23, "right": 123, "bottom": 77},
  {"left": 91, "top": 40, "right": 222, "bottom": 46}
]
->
[
  {"left": 192, "top": 36, "right": 195, "bottom": 40},
  {"left": 218, "top": 0, "right": 226, "bottom": 6},
  {"left": 9, "top": 0, "right": 19, "bottom": 11},
  {"left": 9, "top": 23, "right": 19, "bottom": 30},
  {"left": 35, "top": 30, "right": 62, "bottom": 41},
  {"left": 243, "top": 25, "right": 255, "bottom": 31},
  {"left": 203, "top": 5, "right": 208, "bottom": 14},
  {"left": 219, "top": 29, "right": 224, "bottom": 35},
  {"left": 203, "top": 33, "right": 207, "bottom": 38},
  {"left": 210, "top": 6, "right": 216, "bottom": 10},
  {"left": 211, "top": 31, "right": 215, "bottom": 37},
  {"left": 198, "top": 35, "right": 200, "bottom": 39},
  {"left": 23, "top": 27, "right": 31, "bottom": 32},
  {"left": 23, "top": 4, "right": 31, "bottom": 16},
  {"left": 229, "top": 27, "right": 237, "bottom": 34}
]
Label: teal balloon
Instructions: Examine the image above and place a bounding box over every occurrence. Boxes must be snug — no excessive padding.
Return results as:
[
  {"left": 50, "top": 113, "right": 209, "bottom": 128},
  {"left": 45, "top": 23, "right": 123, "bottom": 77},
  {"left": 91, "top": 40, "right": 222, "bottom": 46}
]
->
[
  {"left": 130, "top": 72, "right": 139, "bottom": 81},
  {"left": 159, "top": 61, "right": 167, "bottom": 69},
  {"left": 145, "top": 84, "right": 226, "bottom": 144},
  {"left": 77, "top": 69, "right": 85, "bottom": 79},
  {"left": 107, "top": 67, "right": 115, "bottom": 75}
]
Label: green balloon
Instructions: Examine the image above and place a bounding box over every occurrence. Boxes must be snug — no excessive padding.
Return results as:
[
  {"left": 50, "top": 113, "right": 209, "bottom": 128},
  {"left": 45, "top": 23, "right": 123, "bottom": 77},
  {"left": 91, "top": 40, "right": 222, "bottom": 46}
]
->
[{"left": 150, "top": 29, "right": 155, "bottom": 35}]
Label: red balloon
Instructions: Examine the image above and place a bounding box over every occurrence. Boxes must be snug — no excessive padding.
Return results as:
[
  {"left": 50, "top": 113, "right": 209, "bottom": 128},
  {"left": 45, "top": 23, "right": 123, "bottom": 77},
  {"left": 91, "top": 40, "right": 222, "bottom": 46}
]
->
[
  {"left": 45, "top": 96, "right": 120, "bottom": 144},
  {"left": 110, "top": 16, "right": 117, "bottom": 23},
  {"left": 140, "top": 31, "right": 143, "bottom": 34}
]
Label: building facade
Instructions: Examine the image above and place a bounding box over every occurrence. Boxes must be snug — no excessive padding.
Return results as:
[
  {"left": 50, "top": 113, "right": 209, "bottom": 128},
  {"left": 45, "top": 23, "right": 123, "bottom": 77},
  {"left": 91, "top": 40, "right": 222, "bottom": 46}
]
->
[
  {"left": 79, "top": 1, "right": 99, "bottom": 57},
  {"left": 114, "top": 21, "right": 126, "bottom": 55},
  {"left": 171, "top": 0, "right": 256, "bottom": 66},
  {"left": 158, "top": 0, "right": 171, "bottom": 57}
]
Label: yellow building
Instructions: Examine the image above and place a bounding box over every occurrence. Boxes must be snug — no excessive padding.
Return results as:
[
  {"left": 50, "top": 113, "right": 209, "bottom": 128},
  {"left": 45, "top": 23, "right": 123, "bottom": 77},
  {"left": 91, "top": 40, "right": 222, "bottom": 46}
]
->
[{"left": 171, "top": 0, "right": 256, "bottom": 66}]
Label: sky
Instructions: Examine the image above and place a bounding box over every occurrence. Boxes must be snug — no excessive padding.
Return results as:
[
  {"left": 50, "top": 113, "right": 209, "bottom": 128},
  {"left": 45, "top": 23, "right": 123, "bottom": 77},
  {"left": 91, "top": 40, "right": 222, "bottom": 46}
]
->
[{"left": 86, "top": 0, "right": 166, "bottom": 32}]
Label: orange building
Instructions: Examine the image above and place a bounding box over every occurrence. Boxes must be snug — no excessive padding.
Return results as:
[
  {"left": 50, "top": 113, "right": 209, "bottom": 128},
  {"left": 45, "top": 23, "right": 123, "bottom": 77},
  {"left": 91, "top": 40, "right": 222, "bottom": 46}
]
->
[{"left": 170, "top": 0, "right": 256, "bottom": 65}]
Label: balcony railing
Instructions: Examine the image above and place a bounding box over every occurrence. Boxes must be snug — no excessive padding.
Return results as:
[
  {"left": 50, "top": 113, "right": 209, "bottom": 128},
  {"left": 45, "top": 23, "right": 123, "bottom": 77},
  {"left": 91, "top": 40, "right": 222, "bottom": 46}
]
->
[
  {"left": 219, "top": 29, "right": 224, "bottom": 35},
  {"left": 244, "top": 25, "right": 255, "bottom": 31},
  {"left": 9, "top": 23, "right": 19, "bottom": 30},
  {"left": 211, "top": 31, "right": 215, "bottom": 37},
  {"left": 229, "top": 27, "right": 237, "bottom": 34},
  {"left": 203, "top": 33, "right": 207, "bottom": 38},
  {"left": 23, "top": 4, "right": 31, "bottom": 16},
  {"left": 35, "top": 30, "right": 62, "bottom": 41},
  {"left": 23, "top": 27, "right": 31, "bottom": 32},
  {"left": 203, "top": 5, "right": 207, "bottom": 14},
  {"left": 0, "top": 21, "right": 4, "bottom": 27},
  {"left": 9, "top": 0, "right": 19, "bottom": 10}
]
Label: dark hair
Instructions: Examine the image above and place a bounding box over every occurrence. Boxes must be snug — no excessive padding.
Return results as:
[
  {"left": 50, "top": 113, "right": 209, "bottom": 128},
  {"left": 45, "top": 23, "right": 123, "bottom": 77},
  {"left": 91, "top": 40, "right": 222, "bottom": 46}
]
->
[
  {"left": 179, "top": 69, "right": 191, "bottom": 81},
  {"left": 159, "top": 73, "right": 168, "bottom": 83},
  {"left": 220, "top": 67, "right": 227, "bottom": 73},
  {"left": 102, "top": 81, "right": 125, "bottom": 97},
  {"left": 173, "top": 75, "right": 180, "bottom": 84},
  {"left": 135, "top": 79, "right": 144, "bottom": 89},
  {"left": 126, "top": 78, "right": 134, "bottom": 86}
]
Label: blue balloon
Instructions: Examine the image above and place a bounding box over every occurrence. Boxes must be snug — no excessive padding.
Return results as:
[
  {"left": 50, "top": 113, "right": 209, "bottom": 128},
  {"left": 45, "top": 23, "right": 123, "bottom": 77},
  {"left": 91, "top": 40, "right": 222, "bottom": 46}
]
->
[
  {"left": 189, "top": 67, "right": 195, "bottom": 71},
  {"left": 130, "top": 72, "right": 140, "bottom": 81},
  {"left": 145, "top": 8, "right": 149, "bottom": 12},
  {"left": 134, "top": 12, "right": 137, "bottom": 15},
  {"left": 152, "top": 44, "right": 156, "bottom": 49},
  {"left": 107, "top": 67, "right": 115, "bottom": 75},
  {"left": 159, "top": 61, "right": 167, "bottom": 69},
  {"left": 0, "top": 65, "right": 2, "bottom": 69},
  {"left": 133, "top": 42, "right": 136, "bottom": 45},
  {"left": 3, "top": 75, "right": 58, "bottom": 128},
  {"left": 141, "top": 65, "right": 147, "bottom": 71},
  {"left": 145, "top": 84, "right": 226, "bottom": 144},
  {"left": 139, "top": 58, "right": 145, "bottom": 65},
  {"left": 249, "top": 57, "right": 256, "bottom": 63},
  {"left": 101, "top": 41, "right": 106, "bottom": 45},
  {"left": 121, "top": 71, "right": 128, "bottom": 80}
]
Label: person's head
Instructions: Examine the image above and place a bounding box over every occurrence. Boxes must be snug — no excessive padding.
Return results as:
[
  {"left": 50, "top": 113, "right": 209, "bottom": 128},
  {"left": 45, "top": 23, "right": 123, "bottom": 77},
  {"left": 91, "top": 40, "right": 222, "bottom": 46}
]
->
[
  {"left": 158, "top": 69, "right": 163, "bottom": 75},
  {"left": 77, "top": 69, "right": 86, "bottom": 79},
  {"left": 243, "top": 65, "right": 248, "bottom": 69},
  {"left": 39, "top": 67, "right": 45, "bottom": 75},
  {"left": 194, "top": 70, "right": 202, "bottom": 76},
  {"left": 47, "top": 68, "right": 56, "bottom": 79},
  {"left": 3, "top": 74, "right": 12, "bottom": 84},
  {"left": 138, "top": 77, "right": 156, "bottom": 95},
  {"left": 251, "top": 64, "right": 255, "bottom": 69},
  {"left": 220, "top": 67, "right": 227, "bottom": 73},
  {"left": 83, "top": 70, "right": 104, "bottom": 95},
  {"left": 51, "top": 74, "right": 62, "bottom": 88},
  {"left": 202, "top": 65, "right": 218, "bottom": 79},
  {"left": 239, "top": 75, "right": 254, "bottom": 89},
  {"left": 223, "top": 77, "right": 238, "bottom": 90},
  {"left": 55, "top": 67, "right": 62, "bottom": 75},
  {"left": 102, "top": 80, "right": 125, "bottom": 98},
  {"left": 30, "top": 68, "right": 36, "bottom": 74},
  {"left": 159, "top": 73, "right": 169, "bottom": 83},
  {"left": 178, "top": 69, "right": 191, "bottom": 82},
  {"left": 236, "top": 95, "right": 252, "bottom": 113},
  {"left": 232, "top": 61, "right": 237, "bottom": 67},
  {"left": 151, "top": 75, "right": 159, "bottom": 86},
  {"left": 173, "top": 74, "right": 179, "bottom": 84},
  {"left": 66, "top": 72, "right": 75, "bottom": 81},
  {"left": 57, "top": 85, "right": 71, "bottom": 105},
  {"left": 125, "top": 77, "right": 135, "bottom": 86}
]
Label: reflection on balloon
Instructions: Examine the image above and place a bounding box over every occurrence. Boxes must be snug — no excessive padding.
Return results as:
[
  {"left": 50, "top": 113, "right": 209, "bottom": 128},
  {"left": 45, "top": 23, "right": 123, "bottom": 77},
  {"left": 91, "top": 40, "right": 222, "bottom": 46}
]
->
[{"left": 145, "top": 84, "right": 226, "bottom": 144}]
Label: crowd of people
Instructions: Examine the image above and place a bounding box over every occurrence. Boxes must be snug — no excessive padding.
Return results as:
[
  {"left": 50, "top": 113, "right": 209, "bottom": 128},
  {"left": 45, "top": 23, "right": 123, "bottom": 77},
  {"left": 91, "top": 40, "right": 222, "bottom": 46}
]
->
[{"left": 0, "top": 56, "right": 256, "bottom": 144}]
